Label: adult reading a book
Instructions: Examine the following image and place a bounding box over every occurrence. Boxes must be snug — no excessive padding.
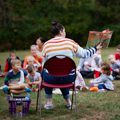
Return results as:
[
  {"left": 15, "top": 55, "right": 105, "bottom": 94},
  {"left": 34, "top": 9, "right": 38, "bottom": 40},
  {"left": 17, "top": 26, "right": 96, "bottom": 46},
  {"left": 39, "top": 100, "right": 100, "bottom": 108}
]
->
[{"left": 42, "top": 21, "right": 103, "bottom": 110}]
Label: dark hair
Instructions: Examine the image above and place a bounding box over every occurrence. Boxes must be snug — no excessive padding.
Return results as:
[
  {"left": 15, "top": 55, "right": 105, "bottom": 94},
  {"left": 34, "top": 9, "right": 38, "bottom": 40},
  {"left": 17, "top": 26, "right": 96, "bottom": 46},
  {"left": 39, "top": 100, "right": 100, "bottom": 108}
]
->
[
  {"left": 101, "top": 63, "right": 111, "bottom": 75},
  {"left": 26, "top": 65, "right": 34, "bottom": 73},
  {"left": 37, "top": 36, "right": 45, "bottom": 43},
  {"left": 51, "top": 21, "right": 64, "bottom": 37}
]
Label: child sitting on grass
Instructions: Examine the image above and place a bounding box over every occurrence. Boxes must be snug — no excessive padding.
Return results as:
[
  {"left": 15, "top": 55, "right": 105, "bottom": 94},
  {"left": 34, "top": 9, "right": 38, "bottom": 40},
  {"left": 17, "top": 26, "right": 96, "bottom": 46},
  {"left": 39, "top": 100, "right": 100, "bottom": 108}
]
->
[
  {"left": 4, "top": 51, "right": 21, "bottom": 75},
  {"left": 90, "top": 63, "right": 114, "bottom": 92},
  {"left": 23, "top": 45, "right": 43, "bottom": 72},
  {"left": 0, "top": 59, "right": 31, "bottom": 95},
  {"left": 114, "top": 44, "right": 120, "bottom": 61},
  {"left": 24, "top": 55, "right": 41, "bottom": 72},
  {"left": 26, "top": 65, "right": 41, "bottom": 92},
  {"left": 0, "top": 62, "right": 4, "bottom": 77},
  {"left": 108, "top": 54, "right": 120, "bottom": 80},
  {"left": 75, "top": 66, "right": 89, "bottom": 91}
]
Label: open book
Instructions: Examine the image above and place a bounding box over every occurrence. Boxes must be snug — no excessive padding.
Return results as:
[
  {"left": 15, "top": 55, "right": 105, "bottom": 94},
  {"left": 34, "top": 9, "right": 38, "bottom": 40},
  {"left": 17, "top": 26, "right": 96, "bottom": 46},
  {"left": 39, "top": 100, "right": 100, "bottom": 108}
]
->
[{"left": 86, "top": 29, "right": 113, "bottom": 48}]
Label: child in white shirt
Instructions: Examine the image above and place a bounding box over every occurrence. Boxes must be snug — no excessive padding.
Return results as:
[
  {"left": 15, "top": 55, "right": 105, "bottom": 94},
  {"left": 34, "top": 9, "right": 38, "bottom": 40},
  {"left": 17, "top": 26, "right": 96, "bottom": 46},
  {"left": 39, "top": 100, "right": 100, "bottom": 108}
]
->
[{"left": 26, "top": 65, "right": 41, "bottom": 92}]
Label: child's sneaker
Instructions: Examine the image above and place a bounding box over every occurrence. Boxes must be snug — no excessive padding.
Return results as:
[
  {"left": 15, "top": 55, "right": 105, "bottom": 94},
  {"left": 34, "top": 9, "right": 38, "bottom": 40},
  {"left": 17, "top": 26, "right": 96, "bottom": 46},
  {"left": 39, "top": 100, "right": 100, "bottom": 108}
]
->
[
  {"left": 98, "top": 89, "right": 106, "bottom": 92},
  {"left": 53, "top": 89, "right": 62, "bottom": 94},
  {"left": 0, "top": 85, "right": 9, "bottom": 93},
  {"left": 66, "top": 104, "right": 76, "bottom": 110},
  {"left": 44, "top": 103, "right": 54, "bottom": 110},
  {"left": 66, "top": 104, "right": 71, "bottom": 110}
]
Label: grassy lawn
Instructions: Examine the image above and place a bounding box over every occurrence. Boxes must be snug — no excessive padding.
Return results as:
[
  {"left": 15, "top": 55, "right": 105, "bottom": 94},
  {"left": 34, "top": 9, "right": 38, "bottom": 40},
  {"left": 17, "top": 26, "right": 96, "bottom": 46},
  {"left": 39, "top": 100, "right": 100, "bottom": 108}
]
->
[{"left": 0, "top": 48, "right": 120, "bottom": 120}]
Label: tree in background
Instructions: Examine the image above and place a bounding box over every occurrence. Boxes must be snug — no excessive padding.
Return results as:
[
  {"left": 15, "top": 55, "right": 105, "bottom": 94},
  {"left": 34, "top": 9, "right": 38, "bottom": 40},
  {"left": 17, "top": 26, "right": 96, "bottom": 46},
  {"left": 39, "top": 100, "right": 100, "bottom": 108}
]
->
[{"left": 0, "top": 0, "right": 120, "bottom": 51}]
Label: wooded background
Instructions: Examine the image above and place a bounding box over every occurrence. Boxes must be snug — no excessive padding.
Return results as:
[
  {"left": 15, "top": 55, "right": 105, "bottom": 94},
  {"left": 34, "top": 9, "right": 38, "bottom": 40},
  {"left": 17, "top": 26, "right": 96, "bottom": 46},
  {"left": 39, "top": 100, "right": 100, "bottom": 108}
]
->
[{"left": 0, "top": 0, "right": 120, "bottom": 51}]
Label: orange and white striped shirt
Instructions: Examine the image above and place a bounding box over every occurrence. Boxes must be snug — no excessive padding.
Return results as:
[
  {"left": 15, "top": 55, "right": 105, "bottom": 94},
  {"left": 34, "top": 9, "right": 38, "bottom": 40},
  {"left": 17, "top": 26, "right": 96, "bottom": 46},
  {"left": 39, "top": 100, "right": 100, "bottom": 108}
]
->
[{"left": 42, "top": 37, "right": 97, "bottom": 62}]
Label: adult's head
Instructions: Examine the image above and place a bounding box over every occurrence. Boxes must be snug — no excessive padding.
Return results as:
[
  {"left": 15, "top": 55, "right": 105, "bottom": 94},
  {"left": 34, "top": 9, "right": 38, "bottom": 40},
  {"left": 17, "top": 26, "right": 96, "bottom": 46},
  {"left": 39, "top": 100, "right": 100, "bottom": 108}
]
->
[
  {"left": 51, "top": 21, "right": 66, "bottom": 37},
  {"left": 36, "top": 37, "right": 44, "bottom": 47}
]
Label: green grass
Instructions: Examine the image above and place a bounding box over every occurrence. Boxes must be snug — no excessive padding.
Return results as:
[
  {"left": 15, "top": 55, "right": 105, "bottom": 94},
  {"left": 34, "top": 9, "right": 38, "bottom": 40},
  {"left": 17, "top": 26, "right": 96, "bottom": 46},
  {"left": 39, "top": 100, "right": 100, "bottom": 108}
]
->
[{"left": 0, "top": 48, "right": 120, "bottom": 120}]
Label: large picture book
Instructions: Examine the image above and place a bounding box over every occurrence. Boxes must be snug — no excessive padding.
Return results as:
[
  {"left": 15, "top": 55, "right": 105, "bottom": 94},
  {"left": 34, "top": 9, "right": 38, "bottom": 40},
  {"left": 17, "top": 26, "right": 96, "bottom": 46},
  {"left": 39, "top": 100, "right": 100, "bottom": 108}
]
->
[{"left": 86, "top": 29, "right": 113, "bottom": 48}]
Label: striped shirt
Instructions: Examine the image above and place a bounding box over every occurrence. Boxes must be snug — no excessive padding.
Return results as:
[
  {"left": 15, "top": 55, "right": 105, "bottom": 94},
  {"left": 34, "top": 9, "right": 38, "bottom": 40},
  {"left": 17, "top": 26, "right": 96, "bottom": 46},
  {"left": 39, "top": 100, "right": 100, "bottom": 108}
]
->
[{"left": 42, "top": 37, "right": 97, "bottom": 62}]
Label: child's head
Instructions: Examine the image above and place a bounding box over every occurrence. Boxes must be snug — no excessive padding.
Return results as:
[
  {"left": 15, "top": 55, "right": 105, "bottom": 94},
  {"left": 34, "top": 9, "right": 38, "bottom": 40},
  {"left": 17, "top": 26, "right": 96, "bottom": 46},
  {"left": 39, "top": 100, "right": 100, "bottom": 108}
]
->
[
  {"left": 101, "top": 63, "right": 111, "bottom": 75},
  {"left": 26, "top": 65, "right": 35, "bottom": 75},
  {"left": 108, "top": 54, "right": 116, "bottom": 63},
  {"left": 9, "top": 51, "right": 16, "bottom": 60},
  {"left": 30, "top": 45, "right": 37, "bottom": 56},
  {"left": 11, "top": 59, "right": 21, "bottom": 71},
  {"left": 27, "top": 56, "right": 35, "bottom": 66},
  {"left": 116, "top": 44, "right": 120, "bottom": 54}
]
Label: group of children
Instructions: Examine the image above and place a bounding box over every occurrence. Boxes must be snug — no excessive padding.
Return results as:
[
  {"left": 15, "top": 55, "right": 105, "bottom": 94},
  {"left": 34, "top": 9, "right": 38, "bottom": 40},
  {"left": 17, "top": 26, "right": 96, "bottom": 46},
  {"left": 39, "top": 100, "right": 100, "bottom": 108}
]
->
[
  {"left": 0, "top": 37, "right": 43, "bottom": 100},
  {"left": 0, "top": 38, "right": 120, "bottom": 100},
  {"left": 75, "top": 44, "right": 120, "bottom": 92}
]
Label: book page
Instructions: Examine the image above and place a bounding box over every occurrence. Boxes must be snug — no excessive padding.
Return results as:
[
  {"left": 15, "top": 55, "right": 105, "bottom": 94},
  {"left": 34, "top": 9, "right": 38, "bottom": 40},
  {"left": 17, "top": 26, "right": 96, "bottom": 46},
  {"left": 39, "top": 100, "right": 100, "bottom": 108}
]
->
[{"left": 86, "top": 29, "right": 113, "bottom": 48}]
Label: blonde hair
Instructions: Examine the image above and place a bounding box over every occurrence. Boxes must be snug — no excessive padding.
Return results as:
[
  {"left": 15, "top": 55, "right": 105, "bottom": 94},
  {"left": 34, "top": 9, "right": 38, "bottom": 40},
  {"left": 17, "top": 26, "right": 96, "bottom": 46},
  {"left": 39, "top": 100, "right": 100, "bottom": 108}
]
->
[
  {"left": 30, "top": 45, "right": 37, "bottom": 50},
  {"left": 11, "top": 59, "right": 21, "bottom": 66},
  {"left": 27, "top": 55, "right": 35, "bottom": 62}
]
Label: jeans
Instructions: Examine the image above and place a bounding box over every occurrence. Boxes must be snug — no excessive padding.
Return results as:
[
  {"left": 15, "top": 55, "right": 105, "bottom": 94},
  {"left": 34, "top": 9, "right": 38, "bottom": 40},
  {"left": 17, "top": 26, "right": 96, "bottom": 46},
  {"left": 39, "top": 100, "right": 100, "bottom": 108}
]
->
[
  {"left": 42, "top": 69, "right": 76, "bottom": 99},
  {"left": 98, "top": 84, "right": 110, "bottom": 91}
]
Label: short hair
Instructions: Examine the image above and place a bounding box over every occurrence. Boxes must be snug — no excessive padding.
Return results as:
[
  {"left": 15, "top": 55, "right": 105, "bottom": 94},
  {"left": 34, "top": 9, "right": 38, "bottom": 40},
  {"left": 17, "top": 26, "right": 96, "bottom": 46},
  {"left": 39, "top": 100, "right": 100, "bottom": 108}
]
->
[
  {"left": 37, "top": 36, "right": 45, "bottom": 43},
  {"left": 101, "top": 63, "right": 111, "bottom": 75},
  {"left": 30, "top": 45, "right": 37, "bottom": 50},
  {"left": 26, "top": 65, "right": 34, "bottom": 73},
  {"left": 27, "top": 56, "right": 34, "bottom": 62},
  {"left": 11, "top": 59, "right": 21, "bottom": 66},
  {"left": 9, "top": 51, "right": 16, "bottom": 57},
  {"left": 51, "top": 21, "right": 64, "bottom": 37}
]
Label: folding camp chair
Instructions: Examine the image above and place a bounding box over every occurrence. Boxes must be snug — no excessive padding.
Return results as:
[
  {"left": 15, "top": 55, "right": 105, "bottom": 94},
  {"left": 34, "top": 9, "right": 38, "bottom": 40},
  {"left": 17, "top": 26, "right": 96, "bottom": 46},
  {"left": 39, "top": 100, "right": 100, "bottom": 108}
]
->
[{"left": 36, "top": 55, "right": 77, "bottom": 116}]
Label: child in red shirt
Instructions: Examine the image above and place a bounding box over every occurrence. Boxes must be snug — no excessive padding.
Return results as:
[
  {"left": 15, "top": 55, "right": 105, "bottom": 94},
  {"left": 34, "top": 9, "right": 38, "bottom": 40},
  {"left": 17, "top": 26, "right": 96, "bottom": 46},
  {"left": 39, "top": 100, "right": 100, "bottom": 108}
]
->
[
  {"left": 115, "top": 44, "right": 120, "bottom": 61},
  {"left": 4, "top": 51, "right": 20, "bottom": 74}
]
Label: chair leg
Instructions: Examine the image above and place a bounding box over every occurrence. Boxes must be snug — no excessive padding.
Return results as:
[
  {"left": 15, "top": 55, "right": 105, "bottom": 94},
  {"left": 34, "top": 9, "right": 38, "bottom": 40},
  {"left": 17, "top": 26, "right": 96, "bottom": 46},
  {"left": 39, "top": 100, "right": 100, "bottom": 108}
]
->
[
  {"left": 71, "top": 90, "right": 74, "bottom": 111},
  {"left": 36, "top": 89, "right": 40, "bottom": 112},
  {"left": 39, "top": 90, "right": 42, "bottom": 117},
  {"left": 74, "top": 90, "right": 77, "bottom": 113}
]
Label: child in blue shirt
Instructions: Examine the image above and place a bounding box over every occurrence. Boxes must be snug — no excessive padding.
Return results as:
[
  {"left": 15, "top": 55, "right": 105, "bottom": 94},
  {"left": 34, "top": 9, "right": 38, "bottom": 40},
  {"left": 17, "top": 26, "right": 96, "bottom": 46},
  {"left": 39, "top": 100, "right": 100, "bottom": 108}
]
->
[{"left": 0, "top": 59, "right": 31, "bottom": 94}]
